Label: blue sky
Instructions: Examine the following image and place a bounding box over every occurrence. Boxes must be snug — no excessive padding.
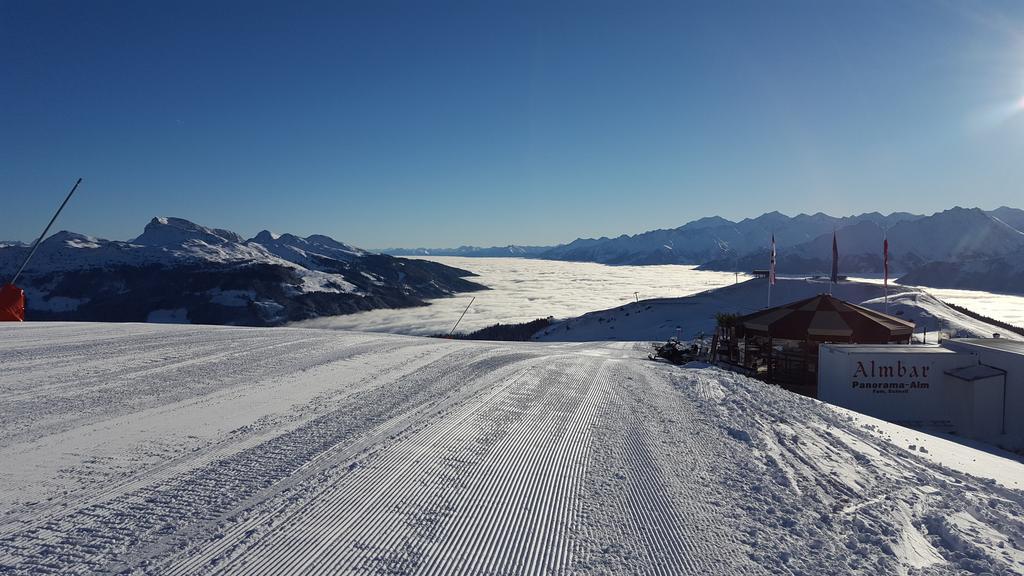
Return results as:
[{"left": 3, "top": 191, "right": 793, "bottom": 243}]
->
[{"left": 3, "top": 0, "right": 1024, "bottom": 248}]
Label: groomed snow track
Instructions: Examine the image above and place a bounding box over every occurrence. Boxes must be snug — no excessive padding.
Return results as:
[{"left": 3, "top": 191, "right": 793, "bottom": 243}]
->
[{"left": 0, "top": 323, "right": 1022, "bottom": 575}]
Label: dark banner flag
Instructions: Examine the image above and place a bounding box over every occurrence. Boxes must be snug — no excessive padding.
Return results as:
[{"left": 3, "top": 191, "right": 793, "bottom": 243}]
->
[
  {"left": 883, "top": 235, "right": 889, "bottom": 311},
  {"left": 830, "top": 231, "right": 839, "bottom": 283},
  {"left": 883, "top": 237, "right": 889, "bottom": 287},
  {"left": 770, "top": 234, "right": 776, "bottom": 286}
]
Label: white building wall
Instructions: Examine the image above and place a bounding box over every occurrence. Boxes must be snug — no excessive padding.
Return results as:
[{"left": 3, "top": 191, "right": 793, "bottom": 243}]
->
[
  {"left": 968, "top": 374, "right": 1006, "bottom": 442},
  {"left": 818, "top": 346, "right": 978, "bottom": 433},
  {"left": 941, "top": 339, "right": 1024, "bottom": 449}
]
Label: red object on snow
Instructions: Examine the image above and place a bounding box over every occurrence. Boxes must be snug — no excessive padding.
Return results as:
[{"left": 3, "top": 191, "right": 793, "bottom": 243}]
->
[{"left": 0, "top": 284, "right": 25, "bottom": 322}]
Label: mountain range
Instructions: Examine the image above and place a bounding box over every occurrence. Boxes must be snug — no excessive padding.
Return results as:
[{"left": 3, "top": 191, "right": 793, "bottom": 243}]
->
[
  {"left": 382, "top": 245, "right": 550, "bottom": 258},
  {"left": 382, "top": 206, "right": 1024, "bottom": 294},
  {"left": 0, "top": 217, "right": 485, "bottom": 326}
]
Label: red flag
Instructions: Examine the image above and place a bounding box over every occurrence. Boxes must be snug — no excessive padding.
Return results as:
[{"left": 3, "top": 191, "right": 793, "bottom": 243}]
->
[
  {"left": 769, "top": 234, "right": 776, "bottom": 285},
  {"left": 883, "top": 237, "right": 889, "bottom": 288}
]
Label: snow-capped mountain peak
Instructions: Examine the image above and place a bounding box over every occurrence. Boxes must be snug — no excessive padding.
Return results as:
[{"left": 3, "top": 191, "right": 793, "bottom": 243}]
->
[
  {"left": 0, "top": 217, "right": 483, "bottom": 326},
  {"left": 253, "top": 230, "right": 283, "bottom": 242},
  {"left": 134, "top": 217, "right": 245, "bottom": 247},
  {"left": 247, "top": 231, "right": 369, "bottom": 269},
  {"left": 41, "top": 231, "right": 105, "bottom": 249}
]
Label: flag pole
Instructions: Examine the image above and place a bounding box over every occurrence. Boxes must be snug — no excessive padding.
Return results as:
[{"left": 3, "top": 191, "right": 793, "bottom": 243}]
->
[
  {"left": 767, "top": 233, "right": 775, "bottom": 308},
  {"left": 883, "top": 227, "right": 889, "bottom": 314},
  {"left": 829, "top": 228, "right": 837, "bottom": 296}
]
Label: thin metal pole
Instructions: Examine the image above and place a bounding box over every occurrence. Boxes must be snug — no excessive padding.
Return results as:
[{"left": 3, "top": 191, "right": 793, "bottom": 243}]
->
[
  {"left": 447, "top": 296, "right": 475, "bottom": 337},
  {"left": 9, "top": 178, "right": 82, "bottom": 286},
  {"left": 767, "top": 233, "right": 774, "bottom": 308},
  {"left": 883, "top": 228, "right": 889, "bottom": 315}
]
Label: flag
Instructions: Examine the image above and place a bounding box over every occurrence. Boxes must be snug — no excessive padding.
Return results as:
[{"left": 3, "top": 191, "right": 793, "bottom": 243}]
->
[
  {"left": 883, "top": 236, "right": 889, "bottom": 288},
  {"left": 769, "top": 234, "right": 776, "bottom": 286},
  {"left": 830, "top": 231, "right": 839, "bottom": 283}
]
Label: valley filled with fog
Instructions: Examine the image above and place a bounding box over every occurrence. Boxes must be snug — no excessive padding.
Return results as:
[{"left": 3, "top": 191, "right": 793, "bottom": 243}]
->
[
  {"left": 294, "top": 257, "right": 1024, "bottom": 337},
  {"left": 848, "top": 276, "right": 1024, "bottom": 328},
  {"left": 293, "top": 257, "right": 747, "bottom": 335}
]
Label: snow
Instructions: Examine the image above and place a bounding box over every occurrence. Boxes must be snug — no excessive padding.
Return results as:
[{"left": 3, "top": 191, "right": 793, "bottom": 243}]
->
[
  {"left": 849, "top": 277, "right": 1024, "bottom": 328},
  {"left": 296, "top": 268, "right": 358, "bottom": 294},
  {"left": 921, "top": 286, "right": 1024, "bottom": 328},
  {"left": 20, "top": 287, "right": 88, "bottom": 312},
  {"left": 1, "top": 322, "right": 1021, "bottom": 574},
  {"left": 0, "top": 218, "right": 370, "bottom": 304},
  {"left": 861, "top": 289, "right": 1017, "bottom": 341},
  {"left": 534, "top": 277, "right": 1021, "bottom": 342},
  {"left": 251, "top": 230, "right": 369, "bottom": 268},
  {"left": 832, "top": 404, "right": 1024, "bottom": 490},
  {"left": 134, "top": 216, "right": 246, "bottom": 246}
]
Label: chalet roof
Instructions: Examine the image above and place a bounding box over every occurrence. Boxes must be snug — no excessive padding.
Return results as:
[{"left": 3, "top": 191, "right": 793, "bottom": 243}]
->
[{"left": 739, "top": 294, "right": 915, "bottom": 343}]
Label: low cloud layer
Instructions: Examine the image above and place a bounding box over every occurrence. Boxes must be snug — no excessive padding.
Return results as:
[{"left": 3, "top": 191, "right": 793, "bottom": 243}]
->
[
  {"left": 293, "top": 257, "right": 747, "bottom": 336},
  {"left": 296, "top": 259, "right": 1024, "bottom": 336},
  {"left": 848, "top": 276, "right": 1024, "bottom": 329}
]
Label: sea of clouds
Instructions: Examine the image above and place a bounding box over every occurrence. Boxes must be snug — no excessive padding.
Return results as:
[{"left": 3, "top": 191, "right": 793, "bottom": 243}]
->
[
  {"left": 847, "top": 276, "right": 1024, "bottom": 328},
  {"left": 903, "top": 286, "right": 1024, "bottom": 328},
  {"left": 296, "top": 257, "right": 1024, "bottom": 336},
  {"left": 293, "top": 257, "right": 747, "bottom": 336}
]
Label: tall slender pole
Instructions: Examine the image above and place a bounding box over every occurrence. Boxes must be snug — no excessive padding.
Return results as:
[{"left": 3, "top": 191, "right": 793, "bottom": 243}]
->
[
  {"left": 9, "top": 178, "right": 82, "bottom": 286},
  {"left": 883, "top": 227, "right": 889, "bottom": 315},
  {"left": 829, "top": 228, "right": 835, "bottom": 296},
  {"left": 447, "top": 296, "right": 475, "bottom": 337},
  {"left": 767, "top": 233, "right": 775, "bottom": 309}
]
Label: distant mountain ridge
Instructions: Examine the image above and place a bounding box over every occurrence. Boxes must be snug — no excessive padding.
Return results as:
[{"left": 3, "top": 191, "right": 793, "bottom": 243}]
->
[
  {"left": 0, "top": 217, "right": 485, "bottom": 326},
  {"left": 382, "top": 245, "right": 550, "bottom": 257},
  {"left": 383, "top": 210, "right": 932, "bottom": 264},
  {"left": 898, "top": 247, "right": 1024, "bottom": 295},
  {"left": 381, "top": 206, "right": 1024, "bottom": 294},
  {"left": 536, "top": 210, "right": 926, "bottom": 266},
  {"left": 698, "top": 207, "right": 1024, "bottom": 281}
]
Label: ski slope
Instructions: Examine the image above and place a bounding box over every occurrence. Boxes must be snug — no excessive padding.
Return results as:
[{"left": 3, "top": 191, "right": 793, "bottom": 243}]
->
[
  {"left": 1, "top": 323, "right": 1022, "bottom": 575},
  {"left": 533, "top": 277, "right": 1019, "bottom": 343}
]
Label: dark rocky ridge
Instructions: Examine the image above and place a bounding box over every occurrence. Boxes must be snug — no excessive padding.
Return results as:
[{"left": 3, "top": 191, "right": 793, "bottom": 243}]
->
[{"left": 0, "top": 217, "right": 486, "bottom": 326}]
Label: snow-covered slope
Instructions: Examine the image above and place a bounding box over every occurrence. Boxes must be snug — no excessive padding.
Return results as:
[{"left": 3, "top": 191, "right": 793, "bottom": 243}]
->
[
  {"left": 0, "top": 323, "right": 1021, "bottom": 574},
  {"left": 0, "top": 217, "right": 485, "bottom": 326},
  {"left": 988, "top": 206, "right": 1024, "bottom": 232},
  {"left": 251, "top": 229, "right": 369, "bottom": 267},
  {"left": 533, "top": 277, "right": 1019, "bottom": 342},
  {"left": 134, "top": 216, "right": 246, "bottom": 246}
]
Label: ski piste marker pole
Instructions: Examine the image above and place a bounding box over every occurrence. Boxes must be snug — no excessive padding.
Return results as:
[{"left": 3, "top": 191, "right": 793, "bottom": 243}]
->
[{"left": 9, "top": 178, "right": 82, "bottom": 286}]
